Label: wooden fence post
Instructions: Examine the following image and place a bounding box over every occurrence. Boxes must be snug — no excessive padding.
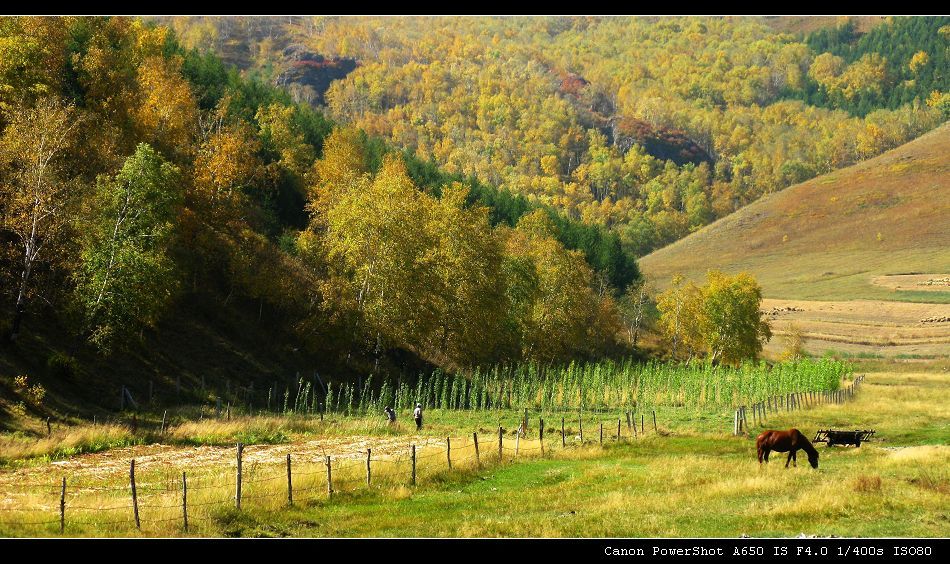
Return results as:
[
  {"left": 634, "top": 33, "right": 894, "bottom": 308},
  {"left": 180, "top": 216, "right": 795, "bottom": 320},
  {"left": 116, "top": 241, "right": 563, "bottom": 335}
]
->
[
  {"left": 161, "top": 410, "right": 167, "bottom": 435},
  {"left": 411, "top": 444, "right": 417, "bottom": 485},
  {"left": 641, "top": 414, "right": 645, "bottom": 434},
  {"left": 515, "top": 427, "right": 520, "bottom": 455},
  {"left": 59, "top": 477, "right": 65, "bottom": 534},
  {"left": 325, "top": 456, "right": 333, "bottom": 498},
  {"left": 539, "top": 418, "right": 544, "bottom": 454},
  {"left": 653, "top": 410, "right": 658, "bottom": 433},
  {"left": 617, "top": 418, "right": 622, "bottom": 441},
  {"left": 366, "top": 449, "right": 371, "bottom": 487},
  {"left": 474, "top": 432, "right": 480, "bottom": 467},
  {"left": 599, "top": 422, "right": 603, "bottom": 445},
  {"left": 446, "top": 437, "right": 452, "bottom": 469},
  {"left": 578, "top": 413, "right": 584, "bottom": 443},
  {"left": 498, "top": 426, "right": 503, "bottom": 461},
  {"left": 182, "top": 471, "right": 188, "bottom": 533},
  {"left": 734, "top": 409, "right": 739, "bottom": 436},
  {"left": 287, "top": 454, "right": 293, "bottom": 506},
  {"left": 561, "top": 417, "right": 566, "bottom": 447},
  {"left": 235, "top": 442, "right": 243, "bottom": 509},
  {"left": 130, "top": 459, "right": 140, "bottom": 530}
]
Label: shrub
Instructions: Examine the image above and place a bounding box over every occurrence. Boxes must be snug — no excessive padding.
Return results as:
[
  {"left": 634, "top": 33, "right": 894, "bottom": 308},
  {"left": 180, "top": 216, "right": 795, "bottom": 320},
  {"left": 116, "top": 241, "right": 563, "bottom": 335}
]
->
[{"left": 47, "top": 352, "right": 79, "bottom": 380}]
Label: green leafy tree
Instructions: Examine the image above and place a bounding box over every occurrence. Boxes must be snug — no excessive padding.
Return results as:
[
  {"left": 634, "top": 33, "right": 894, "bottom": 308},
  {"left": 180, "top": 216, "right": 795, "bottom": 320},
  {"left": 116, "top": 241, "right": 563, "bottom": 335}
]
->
[{"left": 73, "top": 143, "right": 182, "bottom": 348}]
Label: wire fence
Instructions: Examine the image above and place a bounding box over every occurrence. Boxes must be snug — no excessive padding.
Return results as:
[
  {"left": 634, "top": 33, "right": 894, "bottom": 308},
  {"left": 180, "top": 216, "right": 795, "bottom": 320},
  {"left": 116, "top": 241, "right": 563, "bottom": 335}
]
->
[
  {"left": 0, "top": 376, "right": 866, "bottom": 536},
  {"left": 0, "top": 413, "right": 660, "bottom": 536}
]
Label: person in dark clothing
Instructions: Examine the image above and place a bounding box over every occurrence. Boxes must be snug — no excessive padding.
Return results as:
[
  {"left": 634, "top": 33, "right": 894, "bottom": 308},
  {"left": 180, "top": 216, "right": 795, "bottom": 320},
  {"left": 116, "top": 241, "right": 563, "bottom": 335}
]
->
[
  {"left": 385, "top": 406, "right": 396, "bottom": 426},
  {"left": 413, "top": 403, "right": 423, "bottom": 430}
]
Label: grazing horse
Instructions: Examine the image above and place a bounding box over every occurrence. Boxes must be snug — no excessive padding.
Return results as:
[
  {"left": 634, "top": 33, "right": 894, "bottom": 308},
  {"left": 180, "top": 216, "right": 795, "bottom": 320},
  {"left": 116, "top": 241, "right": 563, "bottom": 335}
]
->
[{"left": 756, "top": 429, "right": 819, "bottom": 469}]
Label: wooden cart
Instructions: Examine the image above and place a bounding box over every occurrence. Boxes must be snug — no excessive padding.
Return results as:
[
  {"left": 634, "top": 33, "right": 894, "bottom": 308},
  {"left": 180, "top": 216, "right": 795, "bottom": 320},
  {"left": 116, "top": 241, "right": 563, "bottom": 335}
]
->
[{"left": 813, "top": 429, "right": 875, "bottom": 447}]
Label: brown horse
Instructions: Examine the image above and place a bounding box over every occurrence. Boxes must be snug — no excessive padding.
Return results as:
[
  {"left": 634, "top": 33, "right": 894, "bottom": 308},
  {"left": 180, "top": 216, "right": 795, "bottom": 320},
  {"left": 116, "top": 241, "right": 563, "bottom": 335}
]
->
[{"left": 756, "top": 429, "right": 819, "bottom": 469}]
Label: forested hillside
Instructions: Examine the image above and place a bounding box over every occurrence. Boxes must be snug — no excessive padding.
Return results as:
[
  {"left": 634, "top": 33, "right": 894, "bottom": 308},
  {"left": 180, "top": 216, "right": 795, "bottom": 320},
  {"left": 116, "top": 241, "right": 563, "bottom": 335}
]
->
[
  {"left": 162, "top": 16, "right": 947, "bottom": 257},
  {"left": 1, "top": 17, "right": 636, "bottom": 418}
]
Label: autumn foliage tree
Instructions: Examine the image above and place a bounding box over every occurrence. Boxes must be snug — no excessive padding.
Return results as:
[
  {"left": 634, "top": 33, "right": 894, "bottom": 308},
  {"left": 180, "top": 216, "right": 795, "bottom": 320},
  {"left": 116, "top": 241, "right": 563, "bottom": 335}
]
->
[
  {"left": 657, "top": 271, "right": 771, "bottom": 365},
  {"left": 0, "top": 97, "right": 83, "bottom": 341}
]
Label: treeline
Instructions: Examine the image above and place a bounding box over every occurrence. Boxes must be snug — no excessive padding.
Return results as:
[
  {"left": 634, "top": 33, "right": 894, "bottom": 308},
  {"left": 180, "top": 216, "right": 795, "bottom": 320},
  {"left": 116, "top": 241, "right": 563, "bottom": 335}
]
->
[
  {"left": 0, "top": 17, "right": 634, "bottom": 376},
  {"left": 799, "top": 17, "right": 949, "bottom": 115},
  {"left": 205, "top": 16, "right": 945, "bottom": 257}
]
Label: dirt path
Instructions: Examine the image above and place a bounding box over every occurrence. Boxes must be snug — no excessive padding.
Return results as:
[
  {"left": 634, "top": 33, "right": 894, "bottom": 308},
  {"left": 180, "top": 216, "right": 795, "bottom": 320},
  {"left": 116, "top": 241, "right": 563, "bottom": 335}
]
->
[{"left": 0, "top": 435, "right": 449, "bottom": 485}]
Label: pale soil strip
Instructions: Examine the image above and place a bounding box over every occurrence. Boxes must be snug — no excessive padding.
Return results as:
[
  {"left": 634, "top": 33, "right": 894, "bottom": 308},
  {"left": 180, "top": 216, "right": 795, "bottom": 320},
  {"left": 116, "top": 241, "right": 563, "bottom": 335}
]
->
[
  {"left": 871, "top": 274, "right": 950, "bottom": 293},
  {"left": 0, "top": 435, "right": 448, "bottom": 486}
]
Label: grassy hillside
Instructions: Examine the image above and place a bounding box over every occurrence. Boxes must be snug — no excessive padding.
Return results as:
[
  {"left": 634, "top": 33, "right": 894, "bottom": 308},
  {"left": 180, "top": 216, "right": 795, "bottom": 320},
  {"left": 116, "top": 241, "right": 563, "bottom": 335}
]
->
[{"left": 639, "top": 123, "right": 950, "bottom": 304}]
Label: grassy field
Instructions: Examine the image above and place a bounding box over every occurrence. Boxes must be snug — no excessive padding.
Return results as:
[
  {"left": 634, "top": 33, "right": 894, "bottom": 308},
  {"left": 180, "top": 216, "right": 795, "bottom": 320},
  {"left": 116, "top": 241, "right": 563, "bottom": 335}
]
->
[
  {"left": 639, "top": 124, "right": 950, "bottom": 360},
  {"left": 639, "top": 123, "right": 950, "bottom": 304},
  {"left": 0, "top": 359, "right": 946, "bottom": 537}
]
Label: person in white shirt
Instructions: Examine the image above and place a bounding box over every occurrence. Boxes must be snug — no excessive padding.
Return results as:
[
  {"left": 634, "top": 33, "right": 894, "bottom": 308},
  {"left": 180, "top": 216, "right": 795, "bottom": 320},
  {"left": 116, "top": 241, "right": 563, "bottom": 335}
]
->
[{"left": 413, "top": 403, "right": 423, "bottom": 430}]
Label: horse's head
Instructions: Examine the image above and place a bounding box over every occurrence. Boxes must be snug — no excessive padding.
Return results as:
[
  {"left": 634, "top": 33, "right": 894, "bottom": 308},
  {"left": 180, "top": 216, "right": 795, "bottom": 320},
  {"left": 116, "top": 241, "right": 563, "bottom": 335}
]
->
[{"left": 808, "top": 451, "right": 819, "bottom": 469}]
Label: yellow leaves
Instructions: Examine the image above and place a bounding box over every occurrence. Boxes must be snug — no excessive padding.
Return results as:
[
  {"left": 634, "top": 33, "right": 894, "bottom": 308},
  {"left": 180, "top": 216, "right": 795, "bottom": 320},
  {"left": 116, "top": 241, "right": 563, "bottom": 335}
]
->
[
  {"left": 254, "top": 102, "right": 315, "bottom": 176},
  {"left": 193, "top": 122, "right": 261, "bottom": 224},
  {"left": 134, "top": 56, "right": 198, "bottom": 155},
  {"left": 908, "top": 51, "right": 929, "bottom": 75},
  {"left": 658, "top": 271, "right": 770, "bottom": 365}
]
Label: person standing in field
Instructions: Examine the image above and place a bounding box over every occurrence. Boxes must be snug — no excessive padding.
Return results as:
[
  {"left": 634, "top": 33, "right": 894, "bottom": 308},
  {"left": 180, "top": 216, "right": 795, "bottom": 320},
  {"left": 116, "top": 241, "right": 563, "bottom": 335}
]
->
[
  {"left": 385, "top": 406, "right": 397, "bottom": 426},
  {"left": 414, "top": 403, "right": 423, "bottom": 430}
]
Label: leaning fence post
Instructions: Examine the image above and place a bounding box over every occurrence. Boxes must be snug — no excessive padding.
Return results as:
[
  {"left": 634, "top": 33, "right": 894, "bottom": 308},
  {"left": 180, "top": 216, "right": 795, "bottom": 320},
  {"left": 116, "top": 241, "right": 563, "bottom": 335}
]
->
[
  {"left": 161, "top": 410, "right": 167, "bottom": 435},
  {"left": 287, "top": 454, "right": 293, "bottom": 506},
  {"left": 446, "top": 437, "right": 452, "bottom": 469},
  {"left": 182, "top": 471, "right": 188, "bottom": 533},
  {"left": 411, "top": 444, "right": 417, "bottom": 485},
  {"left": 235, "top": 442, "right": 243, "bottom": 509},
  {"left": 515, "top": 427, "right": 520, "bottom": 455},
  {"left": 366, "top": 449, "right": 371, "bottom": 487},
  {"left": 59, "top": 477, "right": 66, "bottom": 534},
  {"left": 473, "top": 432, "right": 480, "bottom": 467},
  {"left": 130, "top": 459, "right": 140, "bottom": 530},
  {"left": 653, "top": 411, "right": 658, "bottom": 433}
]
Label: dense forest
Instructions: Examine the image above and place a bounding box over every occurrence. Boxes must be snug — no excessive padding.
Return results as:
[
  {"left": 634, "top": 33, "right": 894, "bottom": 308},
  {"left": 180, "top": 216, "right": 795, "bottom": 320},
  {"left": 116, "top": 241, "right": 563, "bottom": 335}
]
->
[
  {"left": 1, "top": 16, "right": 947, "bottom": 400},
  {"left": 0, "top": 17, "right": 635, "bottom": 387},
  {"left": 162, "top": 16, "right": 947, "bottom": 257}
]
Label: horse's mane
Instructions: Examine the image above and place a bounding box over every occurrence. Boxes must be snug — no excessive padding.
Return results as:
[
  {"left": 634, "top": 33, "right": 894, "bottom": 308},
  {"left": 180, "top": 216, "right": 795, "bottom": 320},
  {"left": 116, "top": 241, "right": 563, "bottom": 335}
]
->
[{"left": 794, "top": 429, "right": 819, "bottom": 458}]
